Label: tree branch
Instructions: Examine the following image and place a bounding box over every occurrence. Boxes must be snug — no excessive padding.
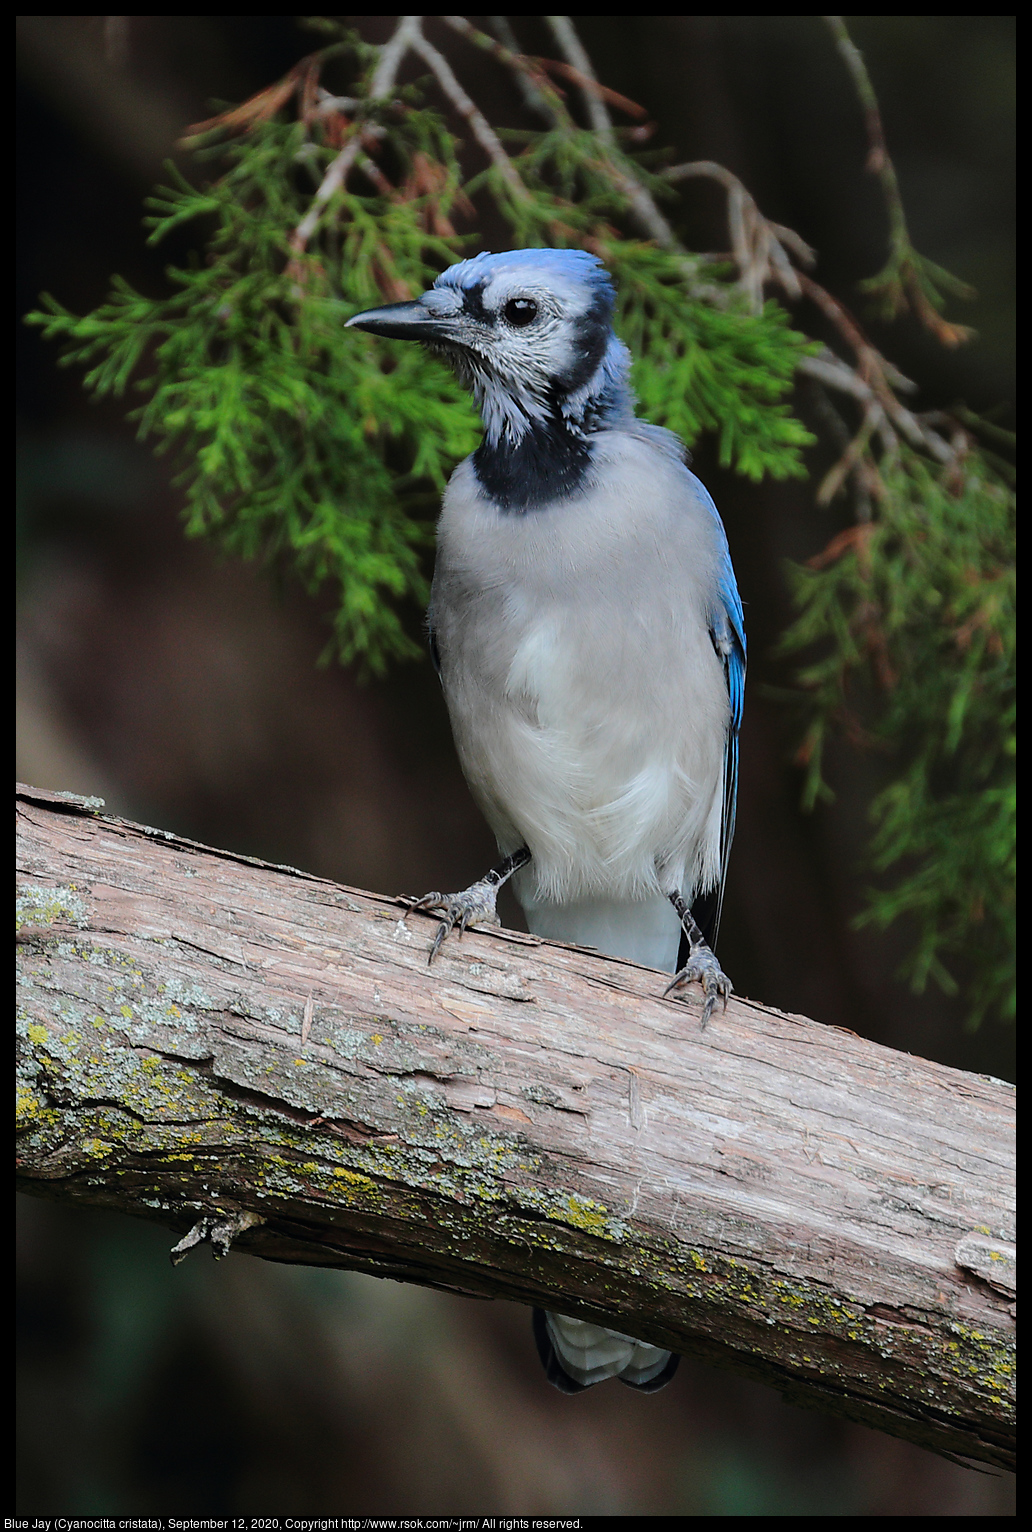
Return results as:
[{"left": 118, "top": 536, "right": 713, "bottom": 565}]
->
[
  {"left": 409, "top": 23, "right": 528, "bottom": 199},
  {"left": 545, "top": 15, "right": 617, "bottom": 144},
  {"left": 16, "top": 785, "right": 1014, "bottom": 1469},
  {"left": 823, "top": 15, "right": 976, "bottom": 341},
  {"left": 660, "top": 155, "right": 959, "bottom": 471},
  {"left": 290, "top": 14, "right": 420, "bottom": 255}
]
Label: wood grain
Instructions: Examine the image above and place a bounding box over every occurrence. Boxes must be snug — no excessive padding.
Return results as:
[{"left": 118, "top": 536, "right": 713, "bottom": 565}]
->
[{"left": 16, "top": 785, "right": 1015, "bottom": 1467}]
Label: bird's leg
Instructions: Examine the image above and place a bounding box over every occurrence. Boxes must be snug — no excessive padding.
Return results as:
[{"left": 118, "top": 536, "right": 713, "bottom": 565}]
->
[
  {"left": 407, "top": 847, "right": 531, "bottom": 964},
  {"left": 664, "top": 892, "right": 732, "bottom": 1025}
]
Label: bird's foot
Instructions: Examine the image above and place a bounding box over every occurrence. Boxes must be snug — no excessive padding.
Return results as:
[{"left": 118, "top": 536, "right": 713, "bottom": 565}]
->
[
  {"left": 664, "top": 945, "right": 732, "bottom": 1026},
  {"left": 406, "top": 878, "right": 502, "bottom": 964}
]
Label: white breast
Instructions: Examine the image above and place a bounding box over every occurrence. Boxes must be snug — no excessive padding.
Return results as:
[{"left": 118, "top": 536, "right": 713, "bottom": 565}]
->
[{"left": 431, "top": 429, "right": 730, "bottom": 912}]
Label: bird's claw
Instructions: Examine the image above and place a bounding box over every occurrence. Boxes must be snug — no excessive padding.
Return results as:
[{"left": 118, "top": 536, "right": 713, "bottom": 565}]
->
[
  {"left": 407, "top": 878, "right": 502, "bottom": 964},
  {"left": 664, "top": 947, "right": 732, "bottom": 1026}
]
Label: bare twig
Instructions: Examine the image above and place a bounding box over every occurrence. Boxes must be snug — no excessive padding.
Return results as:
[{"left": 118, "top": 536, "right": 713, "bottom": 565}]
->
[
  {"left": 797, "top": 273, "right": 953, "bottom": 462},
  {"left": 661, "top": 153, "right": 958, "bottom": 468},
  {"left": 409, "top": 26, "right": 528, "bottom": 198},
  {"left": 449, "top": 15, "right": 677, "bottom": 248},
  {"left": 294, "top": 11, "right": 552, "bottom": 258},
  {"left": 664, "top": 160, "right": 815, "bottom": 310},
  {"left": 816, "top": 406, "right": 882, "bottom": 509},
  {"left": 805, "top": 377, "right": 875, "bottom": 521},
  {"left": 823, "top": 15, "right": 976, "bottom": 342},
  {"left": 823, "top": 17, "right": 904, "bottom": 234},
  {"left": 291, "top": 134, "right": 372, "bottom": 253},
  {"left": 531, "top": 58, "right": 650, "bottom": 124},
  {"left": 312, "top": 90, "right": 361, "bottom": 118},
  {"left": 290, "top": 15, "right": 421, "bottom": 255},
  {"left": 796, "top": 351, "right": 870, "bottom": 402},
  {"left": 546, "top": 15, "right": 616, "bottom": 144},
  {"left": 369, "top": 12, "right": 422, "bottom": 99},
  {"left": 547, "top": 16, "right": 678, "bottom": 248},
  {"left": 448, "top": 15, "right": 672, "bottom": 254},
  {"left": 484, "top": 16, "right": 555, "bottom": 120},
  {"left": 607, "top": 162, "right": 681, "bottom": 248},
  {"left": 444, "top": 16, "right": 565, "bottom": 124}
]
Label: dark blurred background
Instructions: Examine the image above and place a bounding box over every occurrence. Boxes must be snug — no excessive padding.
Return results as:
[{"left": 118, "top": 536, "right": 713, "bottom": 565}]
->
[{"left": 17, "top": 16, "right": 1014, "bottom": 1516}]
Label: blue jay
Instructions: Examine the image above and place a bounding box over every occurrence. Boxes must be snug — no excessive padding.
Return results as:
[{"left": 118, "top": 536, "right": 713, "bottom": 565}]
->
[{"left": 347, "top": 247, "right": 745, "bottom": 1394}]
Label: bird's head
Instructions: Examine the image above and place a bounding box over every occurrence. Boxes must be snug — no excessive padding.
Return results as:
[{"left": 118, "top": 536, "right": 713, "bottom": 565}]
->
[{"left": 346, "top": 248, "right": 632, "bottom": 451}]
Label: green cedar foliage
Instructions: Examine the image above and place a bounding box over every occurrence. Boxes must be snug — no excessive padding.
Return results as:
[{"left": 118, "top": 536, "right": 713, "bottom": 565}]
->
[
  {"left": 28, "top": 99, "right": 481, "bottom": 671},
  {"left": 26, "top": 36, "right": 814, "bottom": 673},
  {"left": 782, "top": 451, "right": 1015, "bottom": 1025},
  {"left": 612, "top": 244, "right": 815, "bottom": 481}
]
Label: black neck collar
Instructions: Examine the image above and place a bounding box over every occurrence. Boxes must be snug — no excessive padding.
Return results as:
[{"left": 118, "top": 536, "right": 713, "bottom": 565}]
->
[{"left": 473, "top": 410, "right": 594, "bottom": 513}]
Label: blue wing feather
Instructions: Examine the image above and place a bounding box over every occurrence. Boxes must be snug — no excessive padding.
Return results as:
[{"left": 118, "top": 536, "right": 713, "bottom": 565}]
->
[{"left": 693, "top": 479, "right": 746, "bottom": 946}]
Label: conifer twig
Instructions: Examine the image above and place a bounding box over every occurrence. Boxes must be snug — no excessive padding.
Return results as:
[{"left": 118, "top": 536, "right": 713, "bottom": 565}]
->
[
  {"left": 291, "top": 14, "right": 421, "bottom": 255},
  {"left": 823, "top": 15, "right": 976, "bottom": 343},
  {"left": 484, "top": 16, "right": 555, "bottom": 121},
  {"left": 665, "top": 160, "right": 814, "bottom": 310},
  {"left": 408, "top": 25, "right": 528, "bottom": 198},
  {"left": 546, "top": 17, "right": 678, "bottom": 248},
  {"left": 443, "top": 16, "right": 564, "bottom": 123},
  {"left": 368, "top": 13, "right": 422, "bottom": 98},
  {"left": 545, "top": 15, "right": 616, "bottom": 144}
]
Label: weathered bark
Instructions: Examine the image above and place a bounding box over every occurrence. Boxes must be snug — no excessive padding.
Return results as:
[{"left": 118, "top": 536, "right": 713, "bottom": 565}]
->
[{"left": 16, "top": 784, "right": 1014, "bottom": 1468}]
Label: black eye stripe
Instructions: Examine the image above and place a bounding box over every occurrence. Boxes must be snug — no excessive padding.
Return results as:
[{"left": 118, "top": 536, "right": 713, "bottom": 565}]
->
[
  {"left": 461, "top": 282, "right": 490, "bottom": 324},
  {"left": 504, "top": 297, "right": 539, "bottom": 327}
]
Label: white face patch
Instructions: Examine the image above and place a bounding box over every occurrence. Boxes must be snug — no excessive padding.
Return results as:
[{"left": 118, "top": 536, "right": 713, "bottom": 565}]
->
[{"left": 430, "top": 267, "right": 627, "bottom": 449}]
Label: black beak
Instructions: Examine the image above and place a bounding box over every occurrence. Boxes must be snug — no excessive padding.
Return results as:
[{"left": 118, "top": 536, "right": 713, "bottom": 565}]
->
[{"left": 345, "top": 299, "right": 456, "bottom": 343}]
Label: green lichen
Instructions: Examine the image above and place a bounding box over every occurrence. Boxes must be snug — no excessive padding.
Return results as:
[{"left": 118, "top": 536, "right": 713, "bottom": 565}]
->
[
  {"left": 561, "top": 1194, "right": 612, "bottom": 1237},
  {"left": 16, "top": 1083, "right": 60, "bottom": 1131},
  {"left": 332, "top": 1167, "right": 375, "bottom": 1190},
  {"left": 16, "top": 884, "right": 89, "bottom": 932}
]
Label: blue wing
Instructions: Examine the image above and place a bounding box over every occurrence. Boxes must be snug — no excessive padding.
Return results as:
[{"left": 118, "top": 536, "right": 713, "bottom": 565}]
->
[{"left": 698, "top": 485, "right": 746, "bottom": 947}]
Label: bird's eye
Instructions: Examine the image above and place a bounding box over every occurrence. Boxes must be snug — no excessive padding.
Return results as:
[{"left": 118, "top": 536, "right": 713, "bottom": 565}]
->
[{"left": 504, "top": 297, "right": 538, "bottom": 327}]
